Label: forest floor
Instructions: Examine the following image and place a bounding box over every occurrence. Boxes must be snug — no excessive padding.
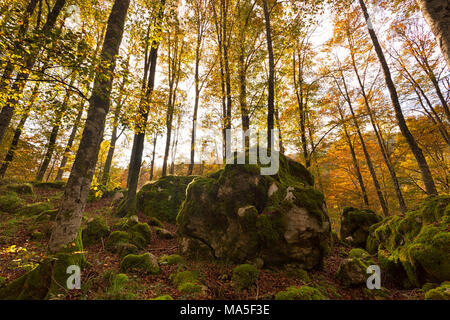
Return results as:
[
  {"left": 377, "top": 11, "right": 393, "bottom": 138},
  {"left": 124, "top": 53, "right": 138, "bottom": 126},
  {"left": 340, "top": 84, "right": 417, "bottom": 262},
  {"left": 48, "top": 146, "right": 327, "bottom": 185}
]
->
[{"left": 0, "top": 186, "right": 425, "bottom": 300}]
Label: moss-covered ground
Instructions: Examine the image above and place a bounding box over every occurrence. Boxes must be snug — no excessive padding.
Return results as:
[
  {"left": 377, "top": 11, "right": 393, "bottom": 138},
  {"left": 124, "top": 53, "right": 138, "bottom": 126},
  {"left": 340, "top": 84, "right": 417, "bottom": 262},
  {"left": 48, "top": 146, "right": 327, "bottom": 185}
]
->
[{"left": 0, "top": 183, "right": 431, "bottom": 300}]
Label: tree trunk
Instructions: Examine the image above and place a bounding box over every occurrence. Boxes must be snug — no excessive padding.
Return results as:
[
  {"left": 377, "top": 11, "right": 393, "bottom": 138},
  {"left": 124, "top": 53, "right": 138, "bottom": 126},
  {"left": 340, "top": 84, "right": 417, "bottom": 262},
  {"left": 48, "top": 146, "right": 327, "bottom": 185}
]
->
[
  {"left": 0, "top": 0, "right": 66, "bottom": 145},
  {"left": 359, "top": 0, "right": 438, "bottom": 195},
  {"left": 337, "top": 72, "right": 390, "bottom": 216},
  {"left": 416, "top": 0, "right": 450, "bottom": 68},
  {"left": 49, "top": 0, "right": 130, "bottom": 253},
  {"left": 262, "top": 0, "right": 275, "bottom": 150},
  {"left": 0, "top": 83, "right": 39, "bottom": 178},
  {"left": 149, "top": 134, "right": 157, "bottom": 181},
  {"left": 55, "top": 104, "right": 84, "bottom": 181},
  {"left": 337, "top": 103, "right": 370, "bottom": 207},
  {"left": 0, "top": 0, "right": 130, "bottom": 300}
]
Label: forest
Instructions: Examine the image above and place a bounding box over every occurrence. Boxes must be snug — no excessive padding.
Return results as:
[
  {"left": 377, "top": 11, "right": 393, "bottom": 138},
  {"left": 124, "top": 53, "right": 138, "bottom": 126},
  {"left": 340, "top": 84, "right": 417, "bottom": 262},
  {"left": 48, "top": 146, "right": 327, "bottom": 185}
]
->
[{"left": 0, "top": 0, "right": 448, "bottom": 301}]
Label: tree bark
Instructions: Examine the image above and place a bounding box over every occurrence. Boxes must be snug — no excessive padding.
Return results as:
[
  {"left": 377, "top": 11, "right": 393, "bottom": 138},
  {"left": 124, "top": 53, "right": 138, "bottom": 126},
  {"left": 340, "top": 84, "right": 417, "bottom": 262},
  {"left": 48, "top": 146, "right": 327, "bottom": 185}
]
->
[
  {"left": 262, "top": 0, "right": 275, "bottom": 150},
  {"left": 49, "top": 0, "right": 130, "bottom": 253},
  {"left": 149, "top": 134, "right": 157, "bottom": 181},
  {"left": 55, "top": 103, "right": 84, "bottom": 181},
  {"left": 359, "top": 0, "right": 438, "bottom": 195},
  {"left": 416, "top": 0, "right": 450, "bottom": 68}
]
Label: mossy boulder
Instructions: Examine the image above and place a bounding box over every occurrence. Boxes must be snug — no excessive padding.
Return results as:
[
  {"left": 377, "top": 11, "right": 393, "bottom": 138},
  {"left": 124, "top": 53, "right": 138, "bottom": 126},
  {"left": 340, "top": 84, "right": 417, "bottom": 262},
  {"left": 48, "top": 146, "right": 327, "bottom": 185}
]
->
[
  {"left": 366, "top": 195, "right": 450, "bottom": 288},
  {"left": 340, "top": 207, "right": 382, "bottom": 248},
  {"left": 275, "top": 286, "right": 327, "bottom": 300},
  {"left": 107, "top": 218, "right": 152, "bottom": 251},
  {"left": 231, "top": 264, "right": 259, "bottom": 290},
  {"left": 170, "top": 270, "right": 206, "bottom": 296},
  {"left": 82, "top": 217, "right": 111, "bottom": 246},
  {"left": 35, "top": 209, "right": 59, "bottom": 223},
  {"left": 0, "top": 192, "right": 25, "bottom": 213},
  {"left": 177, "top": 151, "right": 331, "bottom": 269},
  {"left": 154, "top": 227, "right": 175, "bottom": 239},
  {"left": 6, "top": 183, "right": 34, "bottom": 195},
  {"left": 337, "top": 249, "right": 376, "bottom": 287},
  {"left": 424, "top": 282, "right": 450, "bottom": 300},
  {"left": 32, "top": 181, "right": 66, "bottom": 190},
  {"left": 136, "top": 176, "right": 197, "bottom": 223},
  {"left": 17, "top": 202, "right": 52, "bottom": 216},
  {"left": 120, "top": 253, "right": 160, "bottom": 274}
]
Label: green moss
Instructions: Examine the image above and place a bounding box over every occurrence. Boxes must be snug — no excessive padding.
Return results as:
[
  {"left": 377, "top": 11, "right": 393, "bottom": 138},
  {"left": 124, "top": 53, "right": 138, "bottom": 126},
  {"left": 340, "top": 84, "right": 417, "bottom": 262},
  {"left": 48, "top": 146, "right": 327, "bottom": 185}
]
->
[
  {"left": 148, "top": 217, "right": 164, "bottom": 228},
  {"left": 33, "top": 181, "right": 66, "bottom": 190},
  {"left": 18, "top": 202, "right": 52, "bottom": 216},
  {"left": 367, "top": 195, "right": 450, "bottom": 288},
  {"left": 256, "top": 213, "right": 284, "bottom": 244},
  {"left": 178, "top": 282, "right": 204, "bottom": 295},
  {"left": 151, "top": 294, "right": 174, "bottom": 300},
  {"left": 154, "top": 227, "right": 174, "bottom": 239},
  {"left": 340, "top": 207, "right": 382, "bottom": 248},
  {"left": 159, "top": 254, "right": 184, "bottom": 265},
  {"left": 35, "top": 209, "right": 59, "bottom": 222},
  {"left": 275, "top": 286, "right": 327, "bottom": 300},
  {"left": 0, "top": 192, "right": 25, "bottom": 213},
  {"left": 348, "top": 248, "right": 371, "bottom": 260},
  {"left": 137, "top": 176, "right": 196, "bottom": 224},
  {"left": 170, "top": 270, "right": 200, "bottom": 287},
  {"left": 0, "top": 276, "right": 6, "bottom": 287},
  {"left": 6, "top": 183, "right": 34, "bottom": 195},
  {"left": 120, "top": 253, "right": 160, "bottom": 274},
  {"left": 82, "top": 217, "right": 110, "bottom": 246},
  {"left": 424, "top": 282, "right": 450, "bottom": 300},
  {"left": 231, "top": 264, "right": 259, "bottom": 290},
  {"left": 284, "top": 266, "right": 310, "bottom": 282}
]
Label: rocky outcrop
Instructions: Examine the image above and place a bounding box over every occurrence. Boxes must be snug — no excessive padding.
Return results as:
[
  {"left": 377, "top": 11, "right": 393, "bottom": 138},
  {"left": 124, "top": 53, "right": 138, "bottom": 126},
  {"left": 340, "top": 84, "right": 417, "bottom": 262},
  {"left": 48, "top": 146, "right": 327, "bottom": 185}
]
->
[
  {"left": 340, "top": 207, "right": 382, "bottom": 248},
  {"left": 367, "top": 195, "right": 450, "bottom": 288},
  {"left": 177, "top": 152, "right": 331, "bottom": 269},
  {"left": 337, "top": 249, "right": 376, "bottom": 287},
  {"left": 136, "top": 176, "right": 196, "bottom": 223}
]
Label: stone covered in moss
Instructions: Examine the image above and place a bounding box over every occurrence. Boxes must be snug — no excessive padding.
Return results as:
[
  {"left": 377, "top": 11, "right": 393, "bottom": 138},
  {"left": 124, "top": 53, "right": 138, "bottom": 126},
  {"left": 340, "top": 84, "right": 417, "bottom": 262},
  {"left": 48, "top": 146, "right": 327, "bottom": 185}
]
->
[
  {"left": 155, "top": 227, "right": 175, "bottom": 239},
  {"left": 284, "top": 265, "right": 310, "bottom": 282},
  {"left": 170, "top": 270, "right": 205, "bottom": 296},
  {"left": 366, "top": 195, "right": 450, "bottom": 288},
  {"left": 107, "top": 218, "right": 152, "bottom": 252},
  {"left": 340, "top": 207, "right": 382, "bottom": 248},
  {"left": 177, "top": 151, "right": 331, "bottom": 269},
  {"left": 120, "top": 253, "right": 160, "bottom": 274},
  {"left": 6, "top": 183, "right": 34, "bottom": 195},
  {"left": 275, "top": 286, "right": 327, "bottom": 300},
  {"left": 337, "top": 249, "right": 375, "bottom": 287},
  {"left": 136, "top": 176, "right": 197, "bottom": 223},
  {"left": 424, "top": 282, "right": 450, "bottom": 300},
  {"left": 0, "top": 192, "right": 25, "bottom": 213},
  {"left": 18, "top": 202, "right": 52, "bottom": 216},
  {"left": 231, "top": 264, "right": 259, "bottom": 290},
  {"left": 82, "top": 217, "right": 111, "bottom": 245}
]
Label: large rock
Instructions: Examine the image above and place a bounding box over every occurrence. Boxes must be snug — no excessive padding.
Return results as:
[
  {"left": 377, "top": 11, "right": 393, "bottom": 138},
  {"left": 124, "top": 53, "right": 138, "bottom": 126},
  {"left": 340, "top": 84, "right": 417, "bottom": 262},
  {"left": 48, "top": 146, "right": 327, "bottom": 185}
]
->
[
  {"left": 367, "top": 195, "right": 450, "bottom": 288},
  {"left": 337, "top": 249, "right": 376, "bottom": 287},
  {"left": 177, "top": 152, "right": 331, "bottom": 269},
  {"left": 340, "top": 207, "right": 382, "bottom": 248},
  {"left": 136, "top": 176, "right": 196, "bottom": 224}
]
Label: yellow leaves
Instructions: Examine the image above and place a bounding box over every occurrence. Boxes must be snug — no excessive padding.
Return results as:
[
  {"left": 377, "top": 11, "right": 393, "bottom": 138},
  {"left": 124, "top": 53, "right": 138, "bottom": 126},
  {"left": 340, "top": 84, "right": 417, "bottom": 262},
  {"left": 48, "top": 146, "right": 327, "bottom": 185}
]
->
[{"left": 0, "top": 244, "right": 27, "bottom": 255}]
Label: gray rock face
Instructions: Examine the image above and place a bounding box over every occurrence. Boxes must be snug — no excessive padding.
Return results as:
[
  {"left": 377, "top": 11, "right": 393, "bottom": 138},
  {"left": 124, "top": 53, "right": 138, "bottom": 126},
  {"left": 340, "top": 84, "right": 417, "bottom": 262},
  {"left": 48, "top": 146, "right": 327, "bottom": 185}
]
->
[{"left": 177, "top": 152, "right": 331, "bottom": 269}]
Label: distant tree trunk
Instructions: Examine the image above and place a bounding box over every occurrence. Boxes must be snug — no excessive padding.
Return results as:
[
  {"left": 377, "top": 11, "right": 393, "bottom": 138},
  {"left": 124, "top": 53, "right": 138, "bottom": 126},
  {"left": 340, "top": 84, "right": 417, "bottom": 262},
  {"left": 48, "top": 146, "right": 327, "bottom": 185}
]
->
[
  {"left": 337, "top": 72, "right": 389, "bottom": 217},
  {"left": 48, "top": 0, "right": 130, "bottom": 253},
  {"left": 36, "top": 75, "right": 75, "bottom": 182},
  {"left": 336, "top": 103, "right": 370, "bottom": 207},
  {"left": 188, "top": 19, "right": 203, "bottom": 176},
  {"left": 359, "top": 0, "right": 438, "bottom": 195},
  {"left": 262, "top": 0, "right": 275, "bottom": 150},
  {"left": 416, "top": 0, "right": 450, "bottom": 68},
  {"left": 55, "top": 104, "right": 84, "bottom": 181},
  {"left": 348, "top": 49, "right": 407, "bottom": 213},
  {"left": 0, "top": 0, "right": 66, "bottom": 146},
  {"left": 149, "top": 134, "right": 157, "bottom": 181},
  {"left": 0, "top": 83, "right": 39, "bottom": 178}
]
